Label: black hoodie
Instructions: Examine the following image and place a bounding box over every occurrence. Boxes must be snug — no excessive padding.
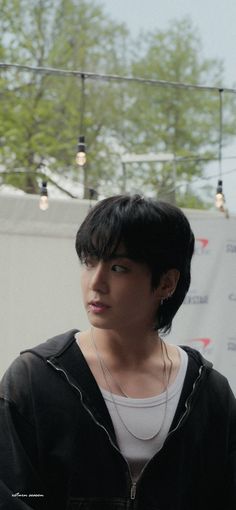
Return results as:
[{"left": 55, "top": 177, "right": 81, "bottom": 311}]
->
[{"left": 0, "top": 329, "right": 236, "bottom": 509}]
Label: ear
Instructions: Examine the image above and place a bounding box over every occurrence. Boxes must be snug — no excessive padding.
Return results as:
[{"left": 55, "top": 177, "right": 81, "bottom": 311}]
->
[{"left": 157, "top": 269, "right": 180, "bottom": 299}]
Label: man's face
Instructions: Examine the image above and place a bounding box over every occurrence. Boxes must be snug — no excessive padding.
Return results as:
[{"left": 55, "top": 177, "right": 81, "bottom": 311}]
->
[{"left": 80, "top": 250, "right": 161, "bottom": 333}]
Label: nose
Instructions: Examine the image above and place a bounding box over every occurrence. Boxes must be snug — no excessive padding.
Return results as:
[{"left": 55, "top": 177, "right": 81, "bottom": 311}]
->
[{"left": 90, "top": 261, "right": 109, "bottom": 294}]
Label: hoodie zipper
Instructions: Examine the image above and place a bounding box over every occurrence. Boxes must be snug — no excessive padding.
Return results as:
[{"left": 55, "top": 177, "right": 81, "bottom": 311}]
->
[
  {"left": 47, "top": 358, "right": 205, "bottom": 502},
  {"left": 130, "top": 363, "right": 205, "bottom": 494},
  {"left": 47, "top": 359, "right": 136, "bottom": 501}
]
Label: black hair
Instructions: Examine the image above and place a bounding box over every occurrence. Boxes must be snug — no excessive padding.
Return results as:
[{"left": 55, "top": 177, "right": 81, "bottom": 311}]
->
[{"left": 75, "top": 194, "right": 195, "bottom": 334}]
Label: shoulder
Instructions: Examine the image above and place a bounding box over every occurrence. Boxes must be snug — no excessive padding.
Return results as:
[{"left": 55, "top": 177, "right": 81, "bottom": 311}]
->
[
  {"left": 180, "top": 345, "right": 212, "bottom": 369},
  {"left": 180, "top": 345, "right": 236, "bottom": 402},
  {"left": 0, "top": 329, "right": 79, "bottom": 404},
  {"left": 20, "top": 328, "right": 79, "bottom": 359}
]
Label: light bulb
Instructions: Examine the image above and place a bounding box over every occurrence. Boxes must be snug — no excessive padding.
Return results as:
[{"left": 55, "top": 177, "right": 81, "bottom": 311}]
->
[
  {"left": 76, "top": 151, "right": 86, "bottom": 166},
  {"left": 39, "top": 181, "right": 49, "bottom": 211},
  {"left": 39, "top": 195, "right": 49, "bottom": 211},
  {"left": 215, "top": 179, "right": 225, "bottom": 211},
  {"left": 215, "top": 193, "right": 224, "bottom": 209},
  {"left": 76, "top": 135, "right": 86, "bottom": 166}
]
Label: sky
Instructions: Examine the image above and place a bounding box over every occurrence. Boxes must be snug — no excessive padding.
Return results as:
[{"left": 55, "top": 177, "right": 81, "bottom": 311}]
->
[
  {"left": 101, "top": 0, "right": 236, "bottom": 87},
  {"left": 100, "top": 0, "right": 236, "bottom": 214}
]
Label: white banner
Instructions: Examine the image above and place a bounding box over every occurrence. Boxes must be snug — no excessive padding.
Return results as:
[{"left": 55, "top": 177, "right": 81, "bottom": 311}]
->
[{"left": 168, "top": 209, "right": 236, "bottom": 393}]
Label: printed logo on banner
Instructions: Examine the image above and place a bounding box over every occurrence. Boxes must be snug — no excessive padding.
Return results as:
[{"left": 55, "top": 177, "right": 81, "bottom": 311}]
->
[
  {"left": 227, "top": 337, "right": 236, "bottom": 351},
  {"left": 195, "top": 238, "right": 210, "bottom": 255},
  {"left": 225, "top": 240, "right": 236, "bottom": 253},
  {"left": 184, "top": 290, "right": 208, "bottom": 305},
  {"left": 187, "top": 338, "right": 213, "bottom": 356},
  {"left": 229, "top": 293, "right": 236, "bottom": 302}
]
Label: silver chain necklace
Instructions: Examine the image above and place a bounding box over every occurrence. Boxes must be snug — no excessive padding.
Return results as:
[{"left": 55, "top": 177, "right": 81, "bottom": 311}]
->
[{"left": 90, "top": 327, "right": 173, "bottom": 441}]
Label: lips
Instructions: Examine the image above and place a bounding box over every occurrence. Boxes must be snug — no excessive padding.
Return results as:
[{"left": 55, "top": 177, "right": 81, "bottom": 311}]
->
[{"left": 88, "top": 301, "right": 110, "bottom": 314}]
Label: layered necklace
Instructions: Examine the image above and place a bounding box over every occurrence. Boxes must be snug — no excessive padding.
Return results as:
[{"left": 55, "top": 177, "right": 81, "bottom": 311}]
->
[{"left": 90, "top": 327, "right": 173, "bottom": 441}]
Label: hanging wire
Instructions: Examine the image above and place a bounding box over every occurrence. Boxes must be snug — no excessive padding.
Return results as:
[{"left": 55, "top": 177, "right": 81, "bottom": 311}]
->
[
  {"left": 218, "top": 88, "right": 224, "bottom": 178},
  {"left": 80, "top": 73, "right": 86, "bottom": 135},
  {"left": 1, "top": 62, "right": 236, "bottom": 94},
  {"left": 214, "top": 88, "right": 227, "bottom": 214}
]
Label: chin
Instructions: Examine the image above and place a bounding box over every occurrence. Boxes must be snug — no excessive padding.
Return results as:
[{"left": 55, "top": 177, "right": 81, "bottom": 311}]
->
[{"left": 88, "top": 316, "right": 113, "bottom": 330}]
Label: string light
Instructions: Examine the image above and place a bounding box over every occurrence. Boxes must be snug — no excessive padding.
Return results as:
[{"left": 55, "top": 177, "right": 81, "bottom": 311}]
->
[
  {"left": 1, "top": 63, "right": 235, "bottom": 212},
  {"left": 215, "top": 89, "right": 227, "bottom": 213},
  {"left": 39, "top": 181, "right": 49, "bottom": 210},
  {"left": 76, "top": 135, "right": 86, "bottom": 166},
  {"left": 75, "top": 74, "right": 87, "bottom": 166},
  {"left": 215, "top": 179, "right": 225, "bottom": 210}
]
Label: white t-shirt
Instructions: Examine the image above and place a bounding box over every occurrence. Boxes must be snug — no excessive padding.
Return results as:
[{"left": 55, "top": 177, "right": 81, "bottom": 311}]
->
[{"left": 101, "top": 346, "right": 188, "bottom": 481}]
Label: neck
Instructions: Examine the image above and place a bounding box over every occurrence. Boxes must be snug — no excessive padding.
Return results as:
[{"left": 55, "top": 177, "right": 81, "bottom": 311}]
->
[{"left": 91, "top": 326, "right": 162, "bottom": 366}]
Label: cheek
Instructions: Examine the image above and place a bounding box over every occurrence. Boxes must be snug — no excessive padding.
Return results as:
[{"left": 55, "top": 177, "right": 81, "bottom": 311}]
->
[
  {"left": 119, "top": 284, "right": 151, "bottom": 308},
  {"left": 134, "top": 287, "right": 158, "bottom": 313}
]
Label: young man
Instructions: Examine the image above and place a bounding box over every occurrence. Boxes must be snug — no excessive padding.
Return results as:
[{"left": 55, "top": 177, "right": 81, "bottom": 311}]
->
[{"left": 0, "top": 194, "right": 236, "bottom": 509}]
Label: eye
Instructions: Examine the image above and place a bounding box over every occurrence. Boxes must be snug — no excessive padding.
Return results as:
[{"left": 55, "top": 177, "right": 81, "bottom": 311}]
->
[{"left": 111, "top": 264, "right": 127, "bottom": 273}]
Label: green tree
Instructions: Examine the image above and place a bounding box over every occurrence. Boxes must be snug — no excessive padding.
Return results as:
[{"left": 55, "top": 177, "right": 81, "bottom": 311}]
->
[
  {"left": 0, "top": 7, "right": 235, "bottom": 207},
  {"left": 122, "top": 18, "right": 236, "bottom": 204},
  {"left": 0, "top": 0, "right": 130, "bottom": 196}
]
